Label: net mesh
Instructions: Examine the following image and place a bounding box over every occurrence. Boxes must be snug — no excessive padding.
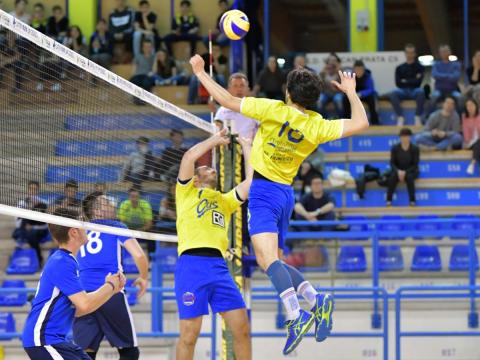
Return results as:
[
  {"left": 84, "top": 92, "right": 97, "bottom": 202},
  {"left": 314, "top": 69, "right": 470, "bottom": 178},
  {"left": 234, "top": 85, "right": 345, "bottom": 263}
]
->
[{"left": 0, "top": 10, "right": 214, "bottom": 241}]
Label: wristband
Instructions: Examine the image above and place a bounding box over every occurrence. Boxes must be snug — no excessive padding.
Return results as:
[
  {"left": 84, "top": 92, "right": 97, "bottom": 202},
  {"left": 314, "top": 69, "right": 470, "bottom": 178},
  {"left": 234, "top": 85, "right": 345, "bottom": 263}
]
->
[{"left": 105, "top": 280, "right": 115, "bottom": 292}]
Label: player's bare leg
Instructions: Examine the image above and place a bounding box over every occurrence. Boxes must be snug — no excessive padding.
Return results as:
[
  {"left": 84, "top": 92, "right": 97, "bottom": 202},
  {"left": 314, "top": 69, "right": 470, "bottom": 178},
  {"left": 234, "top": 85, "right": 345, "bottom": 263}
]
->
[
  {"left": 221, "top": 308, "right": 251, "bottom": 360},
  {"left": 177, "top": 316, "right": 203, "bottom": 360},
  {"left": 251, "top": 232, "right": 280, "bottom": 271}
]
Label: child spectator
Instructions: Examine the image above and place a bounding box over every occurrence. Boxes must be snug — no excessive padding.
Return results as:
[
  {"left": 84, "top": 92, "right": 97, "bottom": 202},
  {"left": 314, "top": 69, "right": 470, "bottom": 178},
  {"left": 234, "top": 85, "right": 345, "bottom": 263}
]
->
[
  {"left": 89, "top": 19, "right": 114, "bottom": 69},
  {"left": 164, "top": 0, "right": 200, "bottom": 57},
  {"left": 462, "top": 98, "right": 480, "bottom": 175},
  {"left": 31, "top": 3, "right": 47, "bottom": 33},
  {"left": 253, "top": 56, "right": 286, "bottom": 100},
  {"left": 109, "top": 0, "right": 135, "bottom": 54},
  {"left": 152, "top": 49, "right": 184, "bottom": 85},
  {"left": 318, "top": 53, "right": 343, "bottom": 118},
  {"left": 133, "top": 0, "right": 159, "bottom": 58},
  {"left": 46, "top": 5, "right": 69, "bottom": 42}
]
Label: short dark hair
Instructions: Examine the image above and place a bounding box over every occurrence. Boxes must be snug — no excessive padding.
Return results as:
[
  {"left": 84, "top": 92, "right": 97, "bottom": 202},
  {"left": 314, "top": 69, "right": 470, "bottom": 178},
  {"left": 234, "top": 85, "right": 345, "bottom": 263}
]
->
[
  {"left": 48, "top": 208, "right": 79, "bottom": 244},
  {"left": 65, "top": 179, "right": 78, "bottom": 189},
  {"left": 15, "top": 0, "right": 27, "bottom": 6},
  {"left": 33, "top": 2, "right": 44, "bottom": 9},
  {"left": 404, "top": 43, "right": 416, "bottom": 51},
  {"left": 228, "top": 72, "right": 248, "bottom": 85},
  {"left": 28, "top": 180, "right": 40, "bottom": 187},
  {"left": 52, "top": 5, "right": 62, "bottom": 12},
  {"left": 128, "top": 187, "right": 141, "bottom": 194},
  {"left": 219, "top": 0, "right": 229, "bottom": 4},
  {"left": 180, "top": 0, "right": 191, "bottom": 7},
  {"left": 353, "top": 59, "right": 365, "bottom": 68},
  {"left": 82, "top": 191, "right": 103, "bottom": 220},
  {"left": 286, "top": 68, "right": 323, "bottom": 109},
  {"left": 139, "top": 0, "right": 149, "bottom": 6},
  {"left": 399, "top": 127, "right": 413, "bottom": 137},
  {"left": 444, "top": 95, "right": 456, "bottom": 105},
  {"left": 309, "top": 174, "right": 323, "bottom": 183},
  {"left": 170, "top": 129, "right": 184, "bottom": 137}
]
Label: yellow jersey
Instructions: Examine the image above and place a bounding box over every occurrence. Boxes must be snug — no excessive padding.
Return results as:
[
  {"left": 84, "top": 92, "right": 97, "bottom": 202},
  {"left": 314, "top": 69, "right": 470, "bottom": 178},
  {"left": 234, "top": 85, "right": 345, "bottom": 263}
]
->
[
  {"left": 176, "top": 179, "right": 242, "bottom": 256},
  {"left": 241, "top": 97, "right": 344, "bottom": 184}
]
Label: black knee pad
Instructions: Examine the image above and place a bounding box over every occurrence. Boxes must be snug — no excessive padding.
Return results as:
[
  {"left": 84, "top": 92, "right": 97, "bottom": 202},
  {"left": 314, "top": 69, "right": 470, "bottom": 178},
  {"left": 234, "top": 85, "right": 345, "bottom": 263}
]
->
[
  {"left": 86, "top": 352, "right": 97, "bottom": 360},
  {"left": 118, "top": 347, "right": 140, "bottom": 360}
]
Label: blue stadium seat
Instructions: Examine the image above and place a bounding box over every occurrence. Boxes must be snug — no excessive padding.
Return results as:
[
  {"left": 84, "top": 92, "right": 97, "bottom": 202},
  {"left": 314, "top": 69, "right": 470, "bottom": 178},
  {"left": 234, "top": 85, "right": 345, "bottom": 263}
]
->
[
  {"left": 6, "top": 248, "right": 39, "bottom": 274},
  {"left": 0, "top": 313, "right": 16, "bottom": 338},
  {"left": 122, "top": 250, "right": 138, "bottom": 274},
  {"left": 451, "top": 215, "right": 478, "bottom": 239},
  {"left": 0, "top": 280, "right": 27, "bottom": 306},
  {"left": 413, "top": 215, "right": 442, "bottom": 240},
  {"left": 411, "top": 245, "right": 442, "bottom": 271},
  {"left": 378, "top": 245, "right": 404, "bottom": 272},
  {"left": 157, "top": 247, "right": 178, "bottom": 273},
  {"left": 336, "top": 246, "right": 367, "bottom": 272},
  {"left": 449, "top": 245, "right": 479, "bottom": 272},
  {"left": 39, "top": 232, "right": 52, "bottom": 244},
  {"left": 125, "top": 279, "right": 138, "bottom": 306},
  {"left": 378, "top": 215, "right": 405, "bottom": 240},
  {"left": 342, "top": 215, "right": 370, "bottom": 240}
]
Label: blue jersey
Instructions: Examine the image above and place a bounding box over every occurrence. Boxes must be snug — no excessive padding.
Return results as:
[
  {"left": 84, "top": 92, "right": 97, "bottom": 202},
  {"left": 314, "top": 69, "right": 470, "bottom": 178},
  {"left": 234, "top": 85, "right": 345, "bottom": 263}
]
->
[
  {"left": 77, "top": 219, "right": 131, "bottom": 291},
  {"left": 22, "top": 249, "right": 84, "bottom": 348}
]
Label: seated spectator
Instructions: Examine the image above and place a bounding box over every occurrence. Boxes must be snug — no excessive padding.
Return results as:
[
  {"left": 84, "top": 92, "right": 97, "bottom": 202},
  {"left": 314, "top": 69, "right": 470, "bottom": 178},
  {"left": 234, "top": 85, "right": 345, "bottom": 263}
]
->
[
  {"left": 253, "top": 56, "right": 286, "bottom": 100},
  {"left": 156, "top": 129, "right": 187, "bottom": 182},
  {"left": 93, "top": 181, "right": 117, "bottom": 206},
  {"left": 298, "top": 148, "right": 325, "bottom": 195},
  {"left": 428, "top": 44, "right": 462, "bottom": 114},
  {"left": 203, "top": 0, "right": 230, "bottom": 48},
  {"left": 343, "top": 60, "right": 379, "bottom": 124},
  {"left": 291, "top": 54, "right": 314, "bottom": 72},
  {"left": 109, "top": 0, "right": 135, "bottom": 54},
  {"left": 415, "top": 96, "right": 463, "bottom": 151},
  {"left": 31, "top": 3, "right": 47, "bottom": 33},
  {"left": 133, "top": 0, "right": 159, "bottom": 58},
  {"left": 462, "top": 98, "right": 480, "bottom": 175},
  {"left": 465, "top": 50, "right": 480, "bottom": 105},
  {"left": 46, "top": 5, "right": 69, "bottom": 42},
  {"left": 10, "top": 0, "right": 31, "bottom": 24},
  {"left": 89, "top": 19, "right": 114, "bottom": 69},
  {"left": 164, "top": 0, "right": 199, "bottom": 57},
  {"left": 118, "top": 187, "right": 154, "bottom": 253},
  {"left": 386, "top": 128, "right": 419, "bottom": 206},
  {"left": 53, "top": 179, "right": 81, "bottom": 212},
  {"left": 130, "top": 39, "right": 155, "bottom": 96},
  {"left": 65, "top": 25, "right": 88, "bottom": 57},
  {"left": 152, "top": 49, "right": 184, "bottom": 85},
  {"left": 122, "top": 136, "right": 155, "bottom": 187},
  {"left": 318, "top": 52, "right": 343, "bottom": 118},
  {"left": 388, "top": 44, "right": 425, "bottom": 126},
  {"left": 294, "top": 176, "right": 336, "bottom": 231},
  {"left": 157, "top": 183, "right": 177, "bottom": 234},
  {"left": 12, "top": 181, "right": 48, "bottom": 265}
]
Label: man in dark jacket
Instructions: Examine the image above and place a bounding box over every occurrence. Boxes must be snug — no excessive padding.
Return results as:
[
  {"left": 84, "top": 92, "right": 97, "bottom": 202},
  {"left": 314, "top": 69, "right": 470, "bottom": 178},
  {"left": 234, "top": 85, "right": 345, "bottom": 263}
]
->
[
  {"left": 343, "top": 60, "right": 379, "bottom": 124},
  {"left": 388, "top": 44, "right": 425, "bottom": 126},
  {"left": 108, "top": 0, "right": 135, "bottom": 52},
  {"left": 387, "top": 128, "right": 420, "bottom": 206},
  {"left": 163, "top": 0, "right": 200, "bottom": 56}
]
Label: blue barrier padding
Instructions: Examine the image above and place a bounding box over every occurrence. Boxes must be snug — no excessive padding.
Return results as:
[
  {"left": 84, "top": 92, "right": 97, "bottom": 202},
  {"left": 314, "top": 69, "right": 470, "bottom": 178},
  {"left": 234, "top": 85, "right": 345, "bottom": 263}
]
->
[
  {"left": 352, "top": 135, "right": 398, "bottom": 152},
  {"left": 319, "top": 138, "right": 349, "bottom": 152}
]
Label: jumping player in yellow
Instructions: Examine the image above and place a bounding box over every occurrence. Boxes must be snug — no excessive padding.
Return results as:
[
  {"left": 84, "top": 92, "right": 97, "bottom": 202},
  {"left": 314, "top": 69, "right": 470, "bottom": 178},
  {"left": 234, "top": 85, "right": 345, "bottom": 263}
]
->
[
  {"left": 175, "top": 128, "right": 253, "bottom": 360},
  {"left": 190, "top": 54, "right": 369, "bottom": 355}
]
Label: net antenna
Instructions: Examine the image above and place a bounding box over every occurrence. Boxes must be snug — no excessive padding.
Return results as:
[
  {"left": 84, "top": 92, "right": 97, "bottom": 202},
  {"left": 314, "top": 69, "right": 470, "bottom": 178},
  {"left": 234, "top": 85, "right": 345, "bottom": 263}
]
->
[{"left": 0, "top": 9, "right": 215, "bottom": 242}]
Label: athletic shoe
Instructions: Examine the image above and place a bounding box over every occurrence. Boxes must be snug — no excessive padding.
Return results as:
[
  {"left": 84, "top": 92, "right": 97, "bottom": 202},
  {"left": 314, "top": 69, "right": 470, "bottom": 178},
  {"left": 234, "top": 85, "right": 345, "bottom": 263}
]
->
[
  {"left": 312, "top": 293, "right": 334, "bottom": 342},
  {"left": 283, "top": 309, "right": 315, "bottom": 355}
]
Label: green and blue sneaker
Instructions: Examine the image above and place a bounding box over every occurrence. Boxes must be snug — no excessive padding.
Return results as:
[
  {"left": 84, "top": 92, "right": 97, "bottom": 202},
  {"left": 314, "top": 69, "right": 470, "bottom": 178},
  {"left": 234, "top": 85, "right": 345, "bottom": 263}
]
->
[
  {"left": 312, "top": 293, "right": 334, "bottom": 342},
  {"left": 283, "top": 309, "right": 315, "bottom": 355}
]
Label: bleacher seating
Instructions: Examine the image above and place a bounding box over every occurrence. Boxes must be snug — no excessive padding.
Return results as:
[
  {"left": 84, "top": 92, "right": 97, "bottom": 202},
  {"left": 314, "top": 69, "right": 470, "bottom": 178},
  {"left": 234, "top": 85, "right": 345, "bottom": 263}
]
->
[
  {"left": 0, "top": 313, "right": 16, "bottom": 338},
  {"left": 450, "top": 214, "right": 478, "bottom": 239},
  {"left": 6, "top": 249, "right": 39, "bottom": 275},
  {"left": 413, "top": 215, "right": 442, "bottom": 240},
  {"left": 336, "top": 246, "right": 367, "bottom": 272},
  {"left": 157, "top": 247, "right": 178, "bottom": 273},
  {"left": 449, "top": 245, "right": 479, "bottom": 272},
  {"left": 378, "top": 215, "right": 405, "bottom": 240},
  {"left": 378, "top": 245, "right": 404, "bottom": 272},
  {"left": 122, "top": 249, "right": 139, "bottom": 274},
  {"left": 0, "top": 280, "right": 27, "bottom": 307},
  {"left": 125, "top": 279, "right": 138, "bottom": 307},
  {"left": 411, "top": 245, "right": 442, "bottom": 272},
  {"left": 341, "top": 215, "right": 370, "bottom": 240}
]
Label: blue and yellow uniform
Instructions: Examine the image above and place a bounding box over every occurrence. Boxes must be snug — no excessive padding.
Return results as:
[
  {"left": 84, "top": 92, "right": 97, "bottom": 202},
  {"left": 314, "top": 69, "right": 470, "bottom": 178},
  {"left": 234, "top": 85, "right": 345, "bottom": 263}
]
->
[
  {"left": 175, "top": 178, "right": 246, "bottom": 319},
  {"left": 240, "top": 97, "right": 344, "bottom": 247}
]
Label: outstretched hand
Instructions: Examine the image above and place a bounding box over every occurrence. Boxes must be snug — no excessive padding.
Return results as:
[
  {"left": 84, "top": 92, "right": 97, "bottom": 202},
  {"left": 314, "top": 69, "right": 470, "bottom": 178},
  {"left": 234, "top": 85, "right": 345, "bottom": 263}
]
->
[
  {"left": 190, "top": 54, "right": 205, "bottom": 76},
  {"left": 214, "top": 127, "right": 231, "bottom": 146},
  {"left": 331, "top": 70, "right": 357, "bottom": 96}
]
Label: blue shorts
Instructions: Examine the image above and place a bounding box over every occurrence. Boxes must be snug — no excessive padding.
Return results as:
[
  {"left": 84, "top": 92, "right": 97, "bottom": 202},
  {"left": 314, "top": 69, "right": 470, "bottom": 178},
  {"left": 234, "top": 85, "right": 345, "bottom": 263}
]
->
[
  {"left": 248, "top": 179, "right": 295, "bottom": 249},
  {"left": 73, "top": 292, "right": 137, "bottom": 351},
  {"left": 25, "top": 342, "right": 90, "bottom": 360},
  {"left": 175, "top": 255, "right": 246, "bottom": 319}
]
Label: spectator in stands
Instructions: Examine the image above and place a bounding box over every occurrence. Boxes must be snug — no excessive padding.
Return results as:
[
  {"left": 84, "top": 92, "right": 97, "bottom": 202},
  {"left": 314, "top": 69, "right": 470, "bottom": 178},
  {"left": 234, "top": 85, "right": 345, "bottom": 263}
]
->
[
  {"left": 465, "top": 50, "right": 480, "bottom": 105},
  {"left": 294, "top": 175, "right": 336, "bottom": 231},
  {"left": 89, "top": 19, "right": 114, "bottom": 70},
  {"left": 53, "top": 179, "right": 82, "bottom": 212},
  {"left": 156, "top": 129, "right": 187, "bottom": 182},
  {"left": 10, "top": 0, "right": 31, "bottom": 24},
  {"left": 415, "top": 96, "right": 463, "bottom": 151},
  {"left": 31, "top": 3, "right": 47, "bottom": 33},
  {"left": 388, "top": 44, "right": 425, "bottom": 126},
  {"left": 318, "top": 52, "right": 343, "bottom": 117},
  {"left": 118, "top": 187, "right": 154, "bottom": 253},
  {"left": 291, "top": 54, "right": 314, "bottom": 73},
  {"left": 152, "top": 49, "right": 184, "bottom": 85},
  {"left": 164, "top": 0, "right": 200, "bottom": 57},
  {"left": 130, "top": 39, "right": 155, "bottom": 96},
  {"left": 65, "top": 26, "right": 88, "bottom": 57},
  {"left": 94, "top": 181, "right": 117, "bottom": 206},
  {"left": 108, "top": 0, "right": 135, "bottom": 54},
  {"left": 429, "top": 44, "right": 462, "bottom": 114},
  {"left": 298, "top": 148, "right": 325, "bottom": 195},
  {"left": 122, "top": 136, "right": 155, "bottom": 187},
  {"left": 463, "top": 98, "right": 480, "bottom": 175},
  {"left": 386, "top": 128, "right": 419, "bottom": 206},
  {"left": 157, "top": 182, "right": 177, "bottom": 234},
  {"left": 46, "top": 5, "right": 69, "bottom": 42},
  {"left": 343, "top": 60, "right": 379, "bottom": 125},
  {"left": 202, "top": 0, "right": 230, "bottom": 48},
  {"left": 133, "top": 0, "right": 159, "bottom": 58},
  {"left": 12, "top": 181, "right": 48, "bottom": 265},
  {"left": 253, "top": 56, "right": 286, "bottom": 100},
  {"left": 215, "top": 73, "right": 258, "bottom": 139}
]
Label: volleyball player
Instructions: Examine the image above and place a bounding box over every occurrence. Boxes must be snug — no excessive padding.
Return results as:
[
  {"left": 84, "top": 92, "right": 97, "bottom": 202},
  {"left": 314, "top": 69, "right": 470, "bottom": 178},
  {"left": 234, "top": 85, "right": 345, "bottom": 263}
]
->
[
  {"left": 175, "top": 128, "right": 253, "bottom": 360},
  {"left": 190, "top": 54, "right": 369, "bottom": 354},
  {"left": 72, "top": 192, "right": 149, "bottom": 360},
  {"left": 22, "top": 208, "right": 126, "bottom": 360}
]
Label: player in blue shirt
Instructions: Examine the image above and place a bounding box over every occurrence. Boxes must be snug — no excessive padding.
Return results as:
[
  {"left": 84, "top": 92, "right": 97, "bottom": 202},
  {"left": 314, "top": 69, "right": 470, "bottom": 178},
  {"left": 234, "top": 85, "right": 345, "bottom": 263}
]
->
[
  {"left": 22, "top": 208, "right": 126, "bottom": 360},
  {"left": 73, "top": 192, "right": 149, "bottom": 360}
]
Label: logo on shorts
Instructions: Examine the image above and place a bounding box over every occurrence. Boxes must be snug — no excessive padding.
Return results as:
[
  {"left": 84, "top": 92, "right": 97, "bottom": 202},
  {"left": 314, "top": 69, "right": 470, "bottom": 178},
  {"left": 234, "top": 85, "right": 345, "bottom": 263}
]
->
[
  {"left": 212, "top": 211, "right": 225, "bottom": 227},
  {"left": 182, "top": 292, "right": 195, "bottom": 306}
]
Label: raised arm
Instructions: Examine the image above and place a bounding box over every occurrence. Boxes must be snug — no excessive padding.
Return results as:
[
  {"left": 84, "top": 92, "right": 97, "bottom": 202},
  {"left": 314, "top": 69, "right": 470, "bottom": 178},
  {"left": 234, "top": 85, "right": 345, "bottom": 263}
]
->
[
  {"left": 331, "top": 71, "right": 370, "bottom": 138},
  {"left": 190, "top": 55, "right": 242, "bottom": 112}
]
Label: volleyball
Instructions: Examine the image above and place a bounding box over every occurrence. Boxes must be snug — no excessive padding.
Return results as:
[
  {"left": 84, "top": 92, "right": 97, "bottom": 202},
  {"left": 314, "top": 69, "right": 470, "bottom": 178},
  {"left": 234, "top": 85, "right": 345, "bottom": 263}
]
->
[{"left": 219, "top": 9, "right": 250, "bottom": 40}]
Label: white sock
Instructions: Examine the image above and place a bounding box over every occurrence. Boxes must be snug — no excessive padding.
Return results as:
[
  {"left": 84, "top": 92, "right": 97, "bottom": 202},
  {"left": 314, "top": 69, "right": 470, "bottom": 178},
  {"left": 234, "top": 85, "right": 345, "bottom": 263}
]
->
[
  {"left": 280, "top": 287, "right": 301, "bottom": 321},
  {"left": 298, "top": 281, "right": 318, "bottom": 308}
]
